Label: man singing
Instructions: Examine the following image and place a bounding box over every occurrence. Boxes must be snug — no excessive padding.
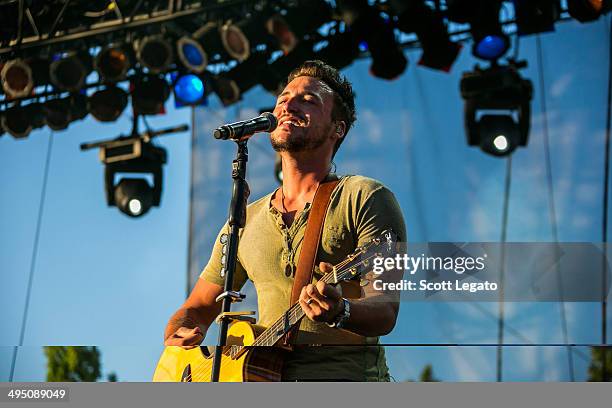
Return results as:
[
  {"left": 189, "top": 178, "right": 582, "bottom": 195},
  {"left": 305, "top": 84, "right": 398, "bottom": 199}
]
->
[{"left": 164, "top": 60, "right": 406, "bottom": 381}]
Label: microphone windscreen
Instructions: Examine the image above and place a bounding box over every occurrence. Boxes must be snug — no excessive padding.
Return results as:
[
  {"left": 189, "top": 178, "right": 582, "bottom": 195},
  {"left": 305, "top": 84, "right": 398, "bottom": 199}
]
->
[{"left": 261, "top": 112, "right": 278, "bottom": 132}]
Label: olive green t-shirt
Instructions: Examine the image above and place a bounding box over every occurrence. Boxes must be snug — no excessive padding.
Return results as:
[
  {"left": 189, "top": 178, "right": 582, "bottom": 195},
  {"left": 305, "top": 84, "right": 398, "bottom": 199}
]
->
[{"left": 200, "top": 174, "right": 406, "bottom": 381}]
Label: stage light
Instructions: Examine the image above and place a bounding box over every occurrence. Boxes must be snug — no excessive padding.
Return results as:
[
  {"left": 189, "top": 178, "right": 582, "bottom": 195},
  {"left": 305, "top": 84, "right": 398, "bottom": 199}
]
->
[
  {"left": 177, "top": 21, "right": 231, "bottom": 67},
  {"left": 173, "top": 74, "right": 205, "bottom": 105},
  {"left": 265, "top": 0, "right": 333, "bottom": 54},
  {"left": 176, "top": 37, "right": 208, "bottom": 73},
  {"left": 50, "top": 52, "right": 92, "bottom": 91},
  {"left": 131, "top": 75, "right": 170, "bottom": 115},
  {"left": 260, "top": 40, "right": 315, "bottom": 95},
  {"left": 113, "top": 178, "right": 154, "bottom": 217},
  {"left": 315, "top": 31, "right": 360, "bottom": 71},
  {"left": 474, "top": 35, "right": 509, "bottom": 61},
  {"left": 41, "top": 94, "right": 88, "bottom": 131},
  {"left": 1, "top": 103, "right": 45, "bottom": 139},
  {"left": 447, "top": 0, "right": 510, "bottom": 61},
  {"left": 96, "top": 46, "right": 130, "bottom": 82},
  {"left": 135, "top": 35, "right": 173, "bottom": 73},
  {"left": 389, "top": 0, "right": 461, "bottom": 72},
  {"left": 567, "top": 0, "right": 612, "bottom": 22},
  {"left": 43, "top": 98, "right": 71, "bottom": 130},
  {"left": 461, "top": 63, "right": 533, "bottom": 157},
  {"left": 513, "top": 0, "right": 560, "bottom": 35},
  {"left": 220, "top": 11, "right": 276, "bottom": 63},
  {"left": 1, "top": 59, "right": 34, "bottom": 98},
  {"left": 212, "top": 52, "right": 269, "bottom": 106},
  {"left": 103, "top": 141, "right": 166, "bottom": 218},
  {"left": 476, "top": 115, "right": 522, "bottom": 156},
  {"left": 70, "top": 93, "right": 89, "bottom": 123},
  {"left": 337, "top": 0, "right": 407, "bottom": 80},
  {"left": 89, "top": 86, "right": 128, "bottom": 122}
]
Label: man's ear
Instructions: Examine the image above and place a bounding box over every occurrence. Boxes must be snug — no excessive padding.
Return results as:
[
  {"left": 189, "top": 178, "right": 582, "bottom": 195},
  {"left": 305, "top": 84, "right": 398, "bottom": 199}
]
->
[{"left": 335, "top": 121, "right": 347, "bottom": 139}]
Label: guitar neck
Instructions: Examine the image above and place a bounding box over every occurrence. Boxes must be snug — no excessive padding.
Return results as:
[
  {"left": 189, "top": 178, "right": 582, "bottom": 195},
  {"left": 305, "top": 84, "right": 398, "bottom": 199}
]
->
[
  {"left": 250, "top": 271, "right": 342, "bottom": 347},
  {"left": 226, "top": 230, "right": 395, "bottom": 358}
]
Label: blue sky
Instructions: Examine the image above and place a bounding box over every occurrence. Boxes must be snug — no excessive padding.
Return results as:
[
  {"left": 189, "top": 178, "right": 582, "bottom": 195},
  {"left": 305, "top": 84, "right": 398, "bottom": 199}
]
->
[{"left": 1, "top": 16, "right": 611, "bottom": 382}]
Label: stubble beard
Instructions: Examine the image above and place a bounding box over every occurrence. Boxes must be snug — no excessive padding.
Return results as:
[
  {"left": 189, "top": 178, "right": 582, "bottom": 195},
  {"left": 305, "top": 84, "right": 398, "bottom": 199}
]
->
[{"left": 271, "top": 123, "right": 332, "bottom": 153}]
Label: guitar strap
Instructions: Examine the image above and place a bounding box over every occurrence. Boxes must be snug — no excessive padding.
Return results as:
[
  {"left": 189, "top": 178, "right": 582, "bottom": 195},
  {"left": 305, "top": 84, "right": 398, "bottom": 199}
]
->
[{"left": 284, "top": 177, "right": 340, "bottom": 345}]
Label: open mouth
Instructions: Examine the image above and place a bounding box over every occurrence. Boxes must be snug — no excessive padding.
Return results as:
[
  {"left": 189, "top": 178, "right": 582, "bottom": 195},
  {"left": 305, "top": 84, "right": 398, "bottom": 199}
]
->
[{"left": 279, "top": 116, "right": 305, "bottom": 128}]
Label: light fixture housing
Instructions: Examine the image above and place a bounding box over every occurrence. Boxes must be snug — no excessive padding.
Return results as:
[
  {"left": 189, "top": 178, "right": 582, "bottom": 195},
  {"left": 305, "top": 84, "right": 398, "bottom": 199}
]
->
[
  {"left": 265, "top": 0, "right": 332, "bottom": 54},
  {"left": 513, "top": 0, "right": 560, "bottom": 35},
  {"left": 1, "top": 59, "right": 34, "bottom": 98},
  {"left": 104, "top": 141, "right": 166, "bottom": 218},
  {"left": 43, "top": 97, "right": 71, "bottom": 130},
  {"left": 1, "top": 103, "right": 45, "bottom": 138},
  {"left": 96, "top": 46, "right": 130, "bottom": 82},
  {"left": 567, "top": 0, "right": 612, "bottom": 22},
  {"left": 135, "top": 35, "right": 173, "bottom": 73},
  {"left": 447, "top": 0, "right": 510, "bottom": 61},
  {"left": 461, "top": 63, "right": 533, "bottom": 157},
  {"left": 131, "top": 75, "right": 170, "bottom": 115},
  {"left": 89, "top": 86, "right": 129, "bottom": 122},
  {"left": 337, "top": 0, "right": 407, "bottom": 80},
  {"left": 389, "top": 0, "right": 461, "bottom": 72},
  {"left": 173, "top": 73, "right": 206, "bottom": 106},
  {"left": 50, "top": 51, "right": 92, "bottom": 91},
  {"left": 176, "top": 37, "right": 208, "bottom": 73},
  {"left": 113, "top": 178, "right": 154, "bottom": 217},
  {"left": 212, "top": 51, "right": 269, "bottom": 105}
]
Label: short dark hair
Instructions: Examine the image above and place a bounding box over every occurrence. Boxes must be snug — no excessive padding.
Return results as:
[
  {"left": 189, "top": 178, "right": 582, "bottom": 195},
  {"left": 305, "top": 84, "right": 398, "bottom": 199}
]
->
[{"left": 286, "top": 60, "right": 356, "bottom": 156}]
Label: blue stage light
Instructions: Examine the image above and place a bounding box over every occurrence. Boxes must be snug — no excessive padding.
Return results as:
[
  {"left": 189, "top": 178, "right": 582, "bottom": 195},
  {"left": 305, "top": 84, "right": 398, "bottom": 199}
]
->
[
  {"left": 176, "top": 37, "right": 208, "bottom": 73},
  {"left": 181, "top": 43, "right": 204, "bottom": 67},
  {"left": 474, "top": 34, "right": 509, "bottom": 60},
  {"left": 174, "top": 74, "right": 204, "bottom": 105}
]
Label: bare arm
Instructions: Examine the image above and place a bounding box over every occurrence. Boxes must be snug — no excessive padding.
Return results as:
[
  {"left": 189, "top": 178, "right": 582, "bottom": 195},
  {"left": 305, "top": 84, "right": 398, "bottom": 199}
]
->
[
  {"left": 300, "top": 262, "right": 400, "bottom": 337},
  {"left": 163, "top": 278, "right": 224, "bottom": 347}
]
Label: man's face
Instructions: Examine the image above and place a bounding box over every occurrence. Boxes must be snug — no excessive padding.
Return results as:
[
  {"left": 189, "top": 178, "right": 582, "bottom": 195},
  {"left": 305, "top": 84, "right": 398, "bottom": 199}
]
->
[{"left": 270, "top": 76, "right": 337, "bottom": 153}]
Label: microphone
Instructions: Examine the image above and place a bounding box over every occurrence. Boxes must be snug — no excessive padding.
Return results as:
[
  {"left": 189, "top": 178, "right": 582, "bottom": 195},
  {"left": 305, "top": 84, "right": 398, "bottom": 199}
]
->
[{"left": 214, "top": 112, "right": 278, "bottom": 140}]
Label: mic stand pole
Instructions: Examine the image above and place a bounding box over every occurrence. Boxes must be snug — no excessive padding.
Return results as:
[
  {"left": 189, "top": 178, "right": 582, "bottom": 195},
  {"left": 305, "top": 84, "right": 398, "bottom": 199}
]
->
[{"left": 210, "top": 139, "right": 250, "bottom": 382}]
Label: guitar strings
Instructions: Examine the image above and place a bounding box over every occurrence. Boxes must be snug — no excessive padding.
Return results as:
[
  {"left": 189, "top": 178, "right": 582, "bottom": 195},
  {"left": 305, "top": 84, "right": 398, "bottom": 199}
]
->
[
  {"left": 182, "top": 251, "right": 382, "bottom": 382},
  {"left": 182, "top": 249, "right": 385, "bottom": 381}
]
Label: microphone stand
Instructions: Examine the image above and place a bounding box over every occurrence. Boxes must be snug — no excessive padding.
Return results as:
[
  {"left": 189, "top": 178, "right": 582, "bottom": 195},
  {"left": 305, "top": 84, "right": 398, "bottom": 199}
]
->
[{"left": 210, "top": 139, "right": 250, "bottom": 382}]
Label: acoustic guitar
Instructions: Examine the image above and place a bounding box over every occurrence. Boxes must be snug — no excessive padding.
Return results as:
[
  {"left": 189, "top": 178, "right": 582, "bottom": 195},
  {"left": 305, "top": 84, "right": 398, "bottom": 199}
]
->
[{"left": 153, "top": 229, "right": 397, "bottom": 382}]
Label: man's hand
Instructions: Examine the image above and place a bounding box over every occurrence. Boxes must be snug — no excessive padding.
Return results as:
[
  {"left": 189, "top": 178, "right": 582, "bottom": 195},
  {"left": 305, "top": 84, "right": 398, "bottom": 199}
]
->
[
  {"left": 299, "top": 262, "right": 345, "bottom": 324},
  {"left": 164, "top": 326, "right": 204, "bottom": 349}
]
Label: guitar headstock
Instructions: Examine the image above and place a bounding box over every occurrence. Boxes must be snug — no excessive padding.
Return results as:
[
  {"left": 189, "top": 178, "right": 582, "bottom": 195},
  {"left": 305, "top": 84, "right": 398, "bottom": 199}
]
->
[{"left": 327, "top": 229, "right": 398, "bottom": 284}]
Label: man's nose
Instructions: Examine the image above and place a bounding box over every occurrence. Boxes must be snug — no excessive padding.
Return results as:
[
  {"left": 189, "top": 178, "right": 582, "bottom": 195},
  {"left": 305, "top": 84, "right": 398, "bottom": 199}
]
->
[{"left": 283, "top": 95, "right": 301, "bottom": 114}]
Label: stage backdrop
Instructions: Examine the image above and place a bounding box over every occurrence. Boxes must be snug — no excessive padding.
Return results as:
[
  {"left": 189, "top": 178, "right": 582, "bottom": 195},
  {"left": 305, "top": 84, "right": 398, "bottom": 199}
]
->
[{"left": 190, "top": 18, "right": 611, "bottom": 381}]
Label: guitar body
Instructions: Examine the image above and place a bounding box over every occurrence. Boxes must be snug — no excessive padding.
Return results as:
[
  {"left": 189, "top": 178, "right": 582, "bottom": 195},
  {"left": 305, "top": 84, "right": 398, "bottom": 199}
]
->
[{"left": 153, "top": 322, "right": 285, "bottom": 382}]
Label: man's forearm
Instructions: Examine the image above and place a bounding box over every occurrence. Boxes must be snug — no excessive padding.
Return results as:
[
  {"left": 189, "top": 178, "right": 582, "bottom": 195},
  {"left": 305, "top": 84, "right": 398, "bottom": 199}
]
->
[
  {"left": 164, "top": 307, "right": 211, "bottom": 341},
  {"left": 341, "top": 296, "right": 399, "bottom": 337}
]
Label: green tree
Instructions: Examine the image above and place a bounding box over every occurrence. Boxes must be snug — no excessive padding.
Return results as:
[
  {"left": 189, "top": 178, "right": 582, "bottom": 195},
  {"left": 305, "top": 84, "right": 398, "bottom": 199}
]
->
[
  {"left": 44, "top": 346, "right": 101, "bottom": 382},
  {"left": 403, "top": 364, "right": 440, "bottom": 382},
  {"left": 588, "top": 347, "right": 612, "bottom": 381},
  {"left": 418, "top": 364, "right": 439, "bottom": 382}
]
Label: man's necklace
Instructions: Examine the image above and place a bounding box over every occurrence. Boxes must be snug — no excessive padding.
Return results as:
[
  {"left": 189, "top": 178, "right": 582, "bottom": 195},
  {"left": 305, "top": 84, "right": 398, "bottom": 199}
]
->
[{"left": 280, "top": 182, "right": 320, "bottom": 214}]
